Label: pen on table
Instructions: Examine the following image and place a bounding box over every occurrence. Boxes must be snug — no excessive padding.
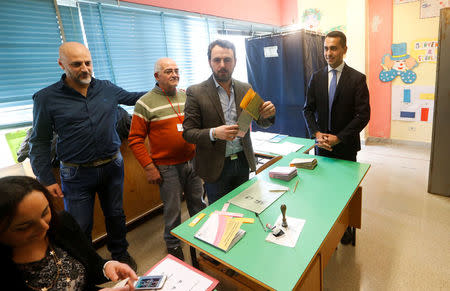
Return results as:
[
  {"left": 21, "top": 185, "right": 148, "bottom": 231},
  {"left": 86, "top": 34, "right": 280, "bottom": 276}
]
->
[
  {"left": 293, "top": 179, "right": 299, "bottom": 192},
  {"left": 255, "top": 213, "right": 266, "bottom": 232}
]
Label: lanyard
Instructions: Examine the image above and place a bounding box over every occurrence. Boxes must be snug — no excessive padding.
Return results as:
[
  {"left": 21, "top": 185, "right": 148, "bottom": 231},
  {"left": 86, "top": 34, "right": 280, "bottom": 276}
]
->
[{"left": 162, "top": 88, "right": 183, "bottom": 123}]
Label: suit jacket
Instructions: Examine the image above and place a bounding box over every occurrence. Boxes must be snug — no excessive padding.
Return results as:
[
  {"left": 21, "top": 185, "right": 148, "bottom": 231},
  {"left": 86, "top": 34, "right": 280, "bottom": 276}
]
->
[
  {"left": 303, "top": 64, "right": 370, "bottom": 158},
  {"left": 3, "top": 211, "right": 107, "bottom": 291},
  {"left": 183, "top": 76, "right": 274, "bottom": 183}
]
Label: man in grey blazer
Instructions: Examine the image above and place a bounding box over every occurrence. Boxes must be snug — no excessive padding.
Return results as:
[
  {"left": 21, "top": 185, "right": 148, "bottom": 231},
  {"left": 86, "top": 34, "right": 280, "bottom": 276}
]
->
[{"left": 183, "top": 39, "right": 276, "bottom": 204}]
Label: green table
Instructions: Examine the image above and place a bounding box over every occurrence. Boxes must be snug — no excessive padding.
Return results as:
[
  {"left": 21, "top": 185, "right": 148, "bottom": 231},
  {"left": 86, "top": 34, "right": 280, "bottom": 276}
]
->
[{"left": 172, "top": 151, "right": 370, "bottom": 290}]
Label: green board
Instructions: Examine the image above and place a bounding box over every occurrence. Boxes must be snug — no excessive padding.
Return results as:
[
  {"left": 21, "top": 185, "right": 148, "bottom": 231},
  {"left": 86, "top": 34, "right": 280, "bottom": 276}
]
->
[{"left": 5, "top": 128, "right": 29, "bottom": 163}]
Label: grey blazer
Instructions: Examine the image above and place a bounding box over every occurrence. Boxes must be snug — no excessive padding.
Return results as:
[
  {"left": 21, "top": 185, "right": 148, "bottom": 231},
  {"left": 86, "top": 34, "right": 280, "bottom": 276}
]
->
[{"left": 183, "top": 76, "right": 274, "bottom": 183}]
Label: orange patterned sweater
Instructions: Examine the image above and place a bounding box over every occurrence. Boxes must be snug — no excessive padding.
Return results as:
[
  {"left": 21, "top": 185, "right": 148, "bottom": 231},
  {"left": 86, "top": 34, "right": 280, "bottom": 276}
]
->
[{"left": 128, "top": 86, "right": 195, "bottom": 167}]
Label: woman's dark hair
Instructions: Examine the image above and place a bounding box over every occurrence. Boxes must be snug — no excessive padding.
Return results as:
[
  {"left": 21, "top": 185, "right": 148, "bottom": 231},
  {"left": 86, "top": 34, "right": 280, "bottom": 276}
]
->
[
  {"left": 0, "top": 176, "right": 60, "bottom": 289},
  {"left": 0, "top": 176, "right": 58, "bottom": 235}
]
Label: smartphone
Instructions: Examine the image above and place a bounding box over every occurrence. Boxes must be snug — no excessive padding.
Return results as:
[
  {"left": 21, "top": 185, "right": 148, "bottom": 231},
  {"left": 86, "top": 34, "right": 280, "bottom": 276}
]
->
[{"left": 134, "top": 275, "right": 167, "bottom": 290}]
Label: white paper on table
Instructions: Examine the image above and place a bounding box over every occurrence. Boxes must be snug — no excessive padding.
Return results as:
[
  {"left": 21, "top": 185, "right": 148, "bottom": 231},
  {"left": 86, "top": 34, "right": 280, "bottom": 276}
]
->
[
  {"left": 229, "top": 180, "right": 287, "bottom": 214},
  {"left": 251, "top": 131, "right": 278, "bottom": 141},
  {"left": 253, "top": 141, "right": 303, "bottom": 156},
  {"left": 147, "top": 256, "right": 215, "bottom": 291},
  {"left": 265, "top": 214, "right": 306, "bottom": 248}
]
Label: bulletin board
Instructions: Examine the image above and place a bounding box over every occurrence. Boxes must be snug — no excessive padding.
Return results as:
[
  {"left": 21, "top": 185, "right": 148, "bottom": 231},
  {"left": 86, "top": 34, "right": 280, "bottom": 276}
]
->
[
  {"left": 391, "top": 85, "right": 434, "bottom": 122},
  {"left": 420, "top": 0, "right": 449, "bottom": 18}
]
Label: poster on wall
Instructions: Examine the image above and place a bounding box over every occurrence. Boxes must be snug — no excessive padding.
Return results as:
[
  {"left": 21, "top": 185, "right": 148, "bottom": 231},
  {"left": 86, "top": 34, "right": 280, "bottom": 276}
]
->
[
  {"left": 394, "top": 0, "right": 418, "bottom": 4},
  {"left": 420, "top": 0, "right": 450, "bottom": 18},
  {"left": 410, "top": 39, "right": 438, "bottom": 63},
  {"left": 392, "top": 85, "right": 435, "bottom": 122},
  {"left": 301, "top": 8, "right": 321, "bottom": 31},
  {"left": 379, "top": 43, "right": 419, "bottom": 84}
]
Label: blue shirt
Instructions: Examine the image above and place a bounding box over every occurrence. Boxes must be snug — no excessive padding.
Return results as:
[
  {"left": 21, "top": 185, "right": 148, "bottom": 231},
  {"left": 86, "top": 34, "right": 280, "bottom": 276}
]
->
[
  {"left": 209, "top": 76, "right": 243, "bottom": 156},
  {"left": 29, "top": 74, "right": 145, "bottom": 185}
]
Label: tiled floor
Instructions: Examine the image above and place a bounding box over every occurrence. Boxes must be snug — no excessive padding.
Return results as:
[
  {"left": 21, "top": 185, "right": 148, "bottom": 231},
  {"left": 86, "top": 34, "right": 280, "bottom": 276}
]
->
[{"left": 93, "top": 141, "right": 450, "bottom": 290}]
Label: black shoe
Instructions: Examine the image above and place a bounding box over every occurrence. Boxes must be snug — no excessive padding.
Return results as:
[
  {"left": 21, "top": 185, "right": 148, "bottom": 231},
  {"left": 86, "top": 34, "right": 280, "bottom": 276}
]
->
[
  {"left": 116, "top": 252, "right": 137, "bottom": 272},
  {"left": 341, "top": 227, "right": 353, "bottom": 245},
  {"left": 168, "top": 246, "right": 185, "bottom": 261}
]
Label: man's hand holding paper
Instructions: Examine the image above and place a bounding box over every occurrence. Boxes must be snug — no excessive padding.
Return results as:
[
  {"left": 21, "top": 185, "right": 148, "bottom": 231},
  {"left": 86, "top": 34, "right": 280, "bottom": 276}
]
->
[
  {"left": 259, "top": 101, "right": 276, "bottom": 119},
  {"left": 214, "top": 124, "right": 239, "bottom": 141}
]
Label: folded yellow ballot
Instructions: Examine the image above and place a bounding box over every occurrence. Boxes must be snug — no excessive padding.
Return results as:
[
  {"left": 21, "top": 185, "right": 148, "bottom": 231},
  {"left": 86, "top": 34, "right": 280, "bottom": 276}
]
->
[{"left": 240, "top": 88, "right": 264, "bottom": 120}]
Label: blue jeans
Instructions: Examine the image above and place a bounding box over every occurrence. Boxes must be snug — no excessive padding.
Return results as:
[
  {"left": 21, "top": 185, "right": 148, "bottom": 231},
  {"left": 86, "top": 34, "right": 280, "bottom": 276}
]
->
[
  {"left": 60, "top": 153, "right": 128, "bottom": 259},
  {"left": 204, "top": 151, "right": 249, "bottom": 205},
  {"left": 157, "top": 160, "right": 205, "bottom": 248}
]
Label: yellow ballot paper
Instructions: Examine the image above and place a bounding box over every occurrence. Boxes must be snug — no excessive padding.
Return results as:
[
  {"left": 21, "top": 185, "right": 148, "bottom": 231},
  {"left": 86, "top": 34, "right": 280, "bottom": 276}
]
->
[
  {"left": 217, "top": 218, "right": 243, "bottom": 251},
  {"left": 240, "top": 88, "right": 264, "bottom": 120},
  {"left": 194, "top": 213, "right": 246, "bottom": 252}
]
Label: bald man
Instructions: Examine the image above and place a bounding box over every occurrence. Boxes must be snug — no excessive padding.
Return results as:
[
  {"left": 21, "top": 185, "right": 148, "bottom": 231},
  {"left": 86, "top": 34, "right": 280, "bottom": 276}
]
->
[
  {"left": 29, "top": 42, "right": 144, "bottom": 270},
  {"left": 128, "top": 58, "right": 205, "bottom": 260}
]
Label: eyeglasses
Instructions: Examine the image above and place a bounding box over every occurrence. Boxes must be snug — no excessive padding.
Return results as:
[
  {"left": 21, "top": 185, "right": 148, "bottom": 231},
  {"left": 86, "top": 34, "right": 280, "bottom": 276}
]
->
[{"left": 163, "top": 68, "right": 180, "bottom": 75}]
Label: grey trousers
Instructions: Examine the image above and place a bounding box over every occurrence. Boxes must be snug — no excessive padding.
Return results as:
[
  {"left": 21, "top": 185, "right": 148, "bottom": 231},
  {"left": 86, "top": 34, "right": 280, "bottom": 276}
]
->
[{"left": 157, "top": 159, "right": 205, "bottom": 248}]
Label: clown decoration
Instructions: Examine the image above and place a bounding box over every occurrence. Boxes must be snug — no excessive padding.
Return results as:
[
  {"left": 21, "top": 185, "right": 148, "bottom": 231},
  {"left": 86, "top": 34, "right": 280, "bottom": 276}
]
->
[{"left": 379, "top": 43, "right": 418, "bottom": 84}]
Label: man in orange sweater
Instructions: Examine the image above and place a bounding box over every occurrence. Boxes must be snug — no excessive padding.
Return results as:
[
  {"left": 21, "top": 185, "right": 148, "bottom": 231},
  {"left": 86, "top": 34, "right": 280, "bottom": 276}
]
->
[{"left": 128, "top": 58, "right": 205, "bottom": 260}]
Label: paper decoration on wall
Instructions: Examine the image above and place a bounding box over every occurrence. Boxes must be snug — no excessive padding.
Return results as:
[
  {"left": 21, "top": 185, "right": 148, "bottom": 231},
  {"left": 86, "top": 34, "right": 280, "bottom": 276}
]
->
[
  {"left": 420, "top": 0, "right": 449, "bottom": 18},
  {"left": 302, "top": 9, "right": 321, "bottom": 31},
  {"left": 379, "top": 43, "right": 419, "bottom": 84},
  {"left": 403, "top": 88, "right": 411, "bottom": 102},
  {"left": 411, "top": 39, "right": 438, "bottom": 63},
  {"left": 420, "top": 108, "right": 430, "bottom": 121},
  {"left": 325, "top": 25, "right": 347, "bottom": 34},
  {"left": 392, "top": 85, "right": 434, "bottom": 122},
  {"left": 394, "top": 0, "right": 418, "bottom": 4}
]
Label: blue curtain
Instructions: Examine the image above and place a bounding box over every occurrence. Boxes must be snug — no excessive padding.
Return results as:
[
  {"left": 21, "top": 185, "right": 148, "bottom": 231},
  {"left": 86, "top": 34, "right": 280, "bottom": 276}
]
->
[{"left": 245, "top": 31, "right": 325, "bottom": 137}]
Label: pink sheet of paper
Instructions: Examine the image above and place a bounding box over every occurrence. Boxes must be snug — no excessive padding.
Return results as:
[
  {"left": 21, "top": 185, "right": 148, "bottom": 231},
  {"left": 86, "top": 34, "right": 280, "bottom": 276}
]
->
[{"left": 213, "top": 215, "right": 229, "bottom": 246}]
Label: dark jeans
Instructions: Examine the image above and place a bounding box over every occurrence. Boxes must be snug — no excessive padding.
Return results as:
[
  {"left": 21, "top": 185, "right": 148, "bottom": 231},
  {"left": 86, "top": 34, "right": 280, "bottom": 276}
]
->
[
  {"left": 60, "top": 153, "right": 128, "bottom": 259},
  {"left": 204, "top": 151, "right": 249, "bottom": 205},
  {"left": 157, "top": 160, "right": 206, "bottom": 248}
]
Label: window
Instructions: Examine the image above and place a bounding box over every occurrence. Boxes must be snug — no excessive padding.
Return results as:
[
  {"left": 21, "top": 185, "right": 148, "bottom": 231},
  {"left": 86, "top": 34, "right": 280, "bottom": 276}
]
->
[
  {"left": 0, "top": 0, "right": 277, "bottom": 129},
  {"left": 0, "top": 0, "right": 62, "bottom": 129}
]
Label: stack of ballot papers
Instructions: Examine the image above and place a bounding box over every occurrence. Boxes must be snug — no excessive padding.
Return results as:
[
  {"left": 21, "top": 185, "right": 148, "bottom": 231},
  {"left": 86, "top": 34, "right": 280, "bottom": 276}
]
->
[
  {"left": 290, "top": 158, "right": 318, "bottom": 169},
  {"left": 269, "top": 166, "right": 298, "bottom": 181},
  {"left": 194, "top": 213, "right": 245, "bottom": 252}
]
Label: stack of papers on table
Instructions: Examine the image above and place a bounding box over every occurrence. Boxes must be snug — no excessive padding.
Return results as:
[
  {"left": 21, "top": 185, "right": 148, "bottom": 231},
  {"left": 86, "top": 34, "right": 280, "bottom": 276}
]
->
[
  {"left": 269, "top": 166, "right": 297, "bottom": 181},
  {"left": 290, "top": 158, "right": 317, "bottom": 169},
  {"left": 194, "top": 213, "right": 245, "bottom": 252}
]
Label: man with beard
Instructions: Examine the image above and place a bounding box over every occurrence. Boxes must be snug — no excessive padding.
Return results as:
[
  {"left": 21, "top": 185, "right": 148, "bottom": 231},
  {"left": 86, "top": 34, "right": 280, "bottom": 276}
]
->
[
  {"left": 183, "top": 39, "right": 276, "bottom": 204},
  {"left": 29, "top": 42, "right": 144, "bottom": 270},
  {"left": 128, "top": 58, "right": 205, "bottom": 260}
]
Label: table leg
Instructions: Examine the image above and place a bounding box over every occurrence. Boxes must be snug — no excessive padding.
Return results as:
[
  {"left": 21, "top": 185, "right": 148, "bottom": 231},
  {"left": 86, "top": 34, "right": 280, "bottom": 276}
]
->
[{"left": 190, "top": 246, "right": 199, "bottom": 268}]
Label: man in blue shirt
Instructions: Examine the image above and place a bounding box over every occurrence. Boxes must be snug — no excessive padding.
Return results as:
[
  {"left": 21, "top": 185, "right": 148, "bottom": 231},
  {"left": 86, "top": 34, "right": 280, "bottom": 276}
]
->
[{"left": 29, "top": 42, "right": 144, "bottom": 270}]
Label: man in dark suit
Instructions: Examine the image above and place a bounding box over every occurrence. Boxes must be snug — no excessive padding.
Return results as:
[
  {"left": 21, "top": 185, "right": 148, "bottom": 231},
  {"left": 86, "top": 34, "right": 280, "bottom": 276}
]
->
[
  {"left": 303, "top": 31, "right": 370, "bottom": 244},
  {"left": 183, "top": 39, "right": 276, "bottom": 204}
]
